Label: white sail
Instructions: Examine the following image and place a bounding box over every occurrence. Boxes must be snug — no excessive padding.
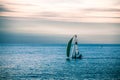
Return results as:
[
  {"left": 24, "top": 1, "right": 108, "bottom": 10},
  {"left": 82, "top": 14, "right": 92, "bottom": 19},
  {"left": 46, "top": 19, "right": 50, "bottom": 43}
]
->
[{"left": 72, "top": 35, "right": 81, "bottom": 59}]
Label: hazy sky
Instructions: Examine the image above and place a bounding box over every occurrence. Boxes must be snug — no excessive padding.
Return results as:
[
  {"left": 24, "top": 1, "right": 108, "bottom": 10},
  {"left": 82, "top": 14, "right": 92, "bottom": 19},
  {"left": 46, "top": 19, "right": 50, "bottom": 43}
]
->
[{"left": 0, "top": 0, "right": 120, "bottom": 44}]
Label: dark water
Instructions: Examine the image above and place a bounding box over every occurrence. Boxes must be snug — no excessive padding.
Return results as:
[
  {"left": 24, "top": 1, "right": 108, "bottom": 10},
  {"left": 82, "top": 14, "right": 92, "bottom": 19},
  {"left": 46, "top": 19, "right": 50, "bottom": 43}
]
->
[{"left": 0, "top": 44, "right": 120, "bottom": 80}]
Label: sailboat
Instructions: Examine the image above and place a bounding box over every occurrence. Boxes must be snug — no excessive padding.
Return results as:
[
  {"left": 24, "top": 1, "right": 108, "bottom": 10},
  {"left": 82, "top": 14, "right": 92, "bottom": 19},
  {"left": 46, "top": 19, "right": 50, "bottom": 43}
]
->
[{"left": 66, "top": 35, "right": 82, "bottom": 59}]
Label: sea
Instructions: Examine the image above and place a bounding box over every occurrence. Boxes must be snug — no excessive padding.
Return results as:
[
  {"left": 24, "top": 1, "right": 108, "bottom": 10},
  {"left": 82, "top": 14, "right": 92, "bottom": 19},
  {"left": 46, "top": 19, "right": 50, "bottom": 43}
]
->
[{"left": 0, "top": 43, "right": 120, "bottom": 80}]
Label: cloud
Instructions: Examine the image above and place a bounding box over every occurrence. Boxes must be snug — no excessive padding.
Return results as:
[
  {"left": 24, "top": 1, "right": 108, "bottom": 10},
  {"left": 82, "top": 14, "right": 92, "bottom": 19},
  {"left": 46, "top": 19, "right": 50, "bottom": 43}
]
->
[
  {"left": 5, "top": 2, "right": 35, "bottom": 6},
  {"left": 0, "top": 5, "right": 12, "bottom": 12},
  {"left": 1, "top": 0, "right": 120, "bottom": 23},
  {"left": 39, "top": 12, "right": 60, "bottom": 17},
  {"left": 114, "top": 0, "right": 120, "bottom": 5},
  {"left": 0, "top": 16, "right": 120, "bottom": 44},
  {"left": 85, "top": 8, "right": 120, "bottom": 12}
]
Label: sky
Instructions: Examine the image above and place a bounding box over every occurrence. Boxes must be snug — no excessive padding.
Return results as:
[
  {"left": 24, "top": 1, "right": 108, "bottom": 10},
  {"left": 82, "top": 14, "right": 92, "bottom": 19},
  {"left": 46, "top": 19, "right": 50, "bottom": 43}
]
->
[{"left": 0, "top": 0, "right": 120, "bottom": 44}]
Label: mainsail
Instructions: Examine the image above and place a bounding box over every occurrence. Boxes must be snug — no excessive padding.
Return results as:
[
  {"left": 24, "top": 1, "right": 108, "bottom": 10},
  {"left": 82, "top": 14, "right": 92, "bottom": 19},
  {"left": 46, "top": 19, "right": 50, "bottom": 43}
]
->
[
  {"left": 66, "top": 37, "right": 73, "bottom": 57},
  {"left": 72, "top": 35, "right": 80, "bottom": 58}
]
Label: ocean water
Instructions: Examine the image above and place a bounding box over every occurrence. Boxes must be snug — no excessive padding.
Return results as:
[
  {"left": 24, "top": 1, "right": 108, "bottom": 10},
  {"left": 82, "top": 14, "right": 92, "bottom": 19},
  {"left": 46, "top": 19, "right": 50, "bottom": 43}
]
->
[{"left": 0, "top": 44, "right": 120, "bottom": 80}]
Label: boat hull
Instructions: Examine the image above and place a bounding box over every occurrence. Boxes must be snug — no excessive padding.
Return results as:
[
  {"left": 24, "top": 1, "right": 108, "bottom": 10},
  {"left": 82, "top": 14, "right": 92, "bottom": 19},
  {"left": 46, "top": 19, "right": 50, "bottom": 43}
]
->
[{"left": 72, "top": 54, "right": 82, "bottom": 59}]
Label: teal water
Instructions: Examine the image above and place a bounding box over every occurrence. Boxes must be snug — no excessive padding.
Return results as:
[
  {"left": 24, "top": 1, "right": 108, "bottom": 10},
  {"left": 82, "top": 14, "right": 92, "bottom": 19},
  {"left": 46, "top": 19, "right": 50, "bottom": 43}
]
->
[{"left": 0, "top": 44, "right": 120, "bottom": 80}]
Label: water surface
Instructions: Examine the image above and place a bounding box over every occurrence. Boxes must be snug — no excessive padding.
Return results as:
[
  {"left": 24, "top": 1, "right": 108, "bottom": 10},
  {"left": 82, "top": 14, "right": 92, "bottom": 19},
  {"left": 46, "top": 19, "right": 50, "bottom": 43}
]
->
[{"left": 0, "top": 44, "right": 120, "bottom": 80}]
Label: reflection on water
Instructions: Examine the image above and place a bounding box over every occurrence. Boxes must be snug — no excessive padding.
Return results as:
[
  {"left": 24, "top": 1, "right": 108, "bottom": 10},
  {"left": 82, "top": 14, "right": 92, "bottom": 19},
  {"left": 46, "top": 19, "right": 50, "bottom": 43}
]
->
[{"left": 0, "top": 44, "right": 120, "bottom": 80}]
